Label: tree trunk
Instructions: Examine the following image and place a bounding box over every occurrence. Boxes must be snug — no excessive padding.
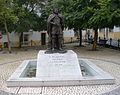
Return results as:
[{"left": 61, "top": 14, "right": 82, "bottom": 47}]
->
[
  {"left": 79, "top": 29, "right": 82, "bottom": 46},
  {"left": 92, "top": 29, "right": 98, "bottom": 50},
  {"left": 19, "top": 32, "right": 23, "bottom": 48},
  {"left": 4, "top": 20, "right": 11, "bottom": 53}
]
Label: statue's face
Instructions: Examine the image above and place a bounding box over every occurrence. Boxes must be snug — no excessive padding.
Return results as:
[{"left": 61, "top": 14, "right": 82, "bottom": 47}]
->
[{"left": 53, "top": 8, "right": 59, "bottom": 14}]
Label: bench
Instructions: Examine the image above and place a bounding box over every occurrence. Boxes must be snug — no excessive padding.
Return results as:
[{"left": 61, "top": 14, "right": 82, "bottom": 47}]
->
[
  {"left": 106, "top": 39, "right": 120, "bottom": 49},
  {"left": 98, "top": 39, "right": 108, "bottom": 46},
  {"left": 88, "top": 38, "right": 93, "bottom": 44}
]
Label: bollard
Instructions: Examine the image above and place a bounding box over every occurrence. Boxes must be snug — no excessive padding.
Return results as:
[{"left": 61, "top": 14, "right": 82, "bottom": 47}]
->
[
  {"left": 104, "top": 34, "right": 106, "bottom": 40},
  {"left": 31, "top": 40, "right": 33, "bottom": 47},
  {"left": 71, "top": 37, "right": 73, "bottom": 43},
  {"left": 99, "top": 37, "right": 101, "bottom": 41},
  {"left": 118, "top": 39, "right": 120, "bottom": 49},
  {"left": 110, "top": 38, "right": 112, "bottom": 48}
]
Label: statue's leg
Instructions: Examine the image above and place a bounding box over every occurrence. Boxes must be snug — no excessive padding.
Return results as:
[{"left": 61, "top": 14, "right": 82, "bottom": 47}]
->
[
  {"left": 51, "top": 35, "right": 56, "bottom": 50},
  {"left": 47, "top": 35, "right": 52, "bottom": 50},
  {"left": 45, "top": 35, "right": 52, "bottom": 54},
  {"left": 58, "top": 34, "right": 67, "bottom": 53},
  {"left": 55, "top": 35, "right": 58, "bottom": 49},
  {"left": 58, "top": 35, "right": 63, "bottom": 50},
  {"left": 55, "top": 34, "right": 59, "bottom": 50}
]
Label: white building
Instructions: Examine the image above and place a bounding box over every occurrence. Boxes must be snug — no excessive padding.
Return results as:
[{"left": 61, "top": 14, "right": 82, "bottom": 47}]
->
[{"left": 1, "top": 30, "right": 76, "bottom": 48}]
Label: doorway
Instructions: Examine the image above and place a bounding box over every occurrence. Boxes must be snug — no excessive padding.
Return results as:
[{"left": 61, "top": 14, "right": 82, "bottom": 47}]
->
[{"left": 41, "top": 33, "right": 46, "bottom": 45}]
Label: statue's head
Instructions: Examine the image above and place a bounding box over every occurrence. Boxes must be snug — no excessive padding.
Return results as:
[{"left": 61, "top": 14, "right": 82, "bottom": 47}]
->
[{"left": 53, "top": 8, "right": 59, "bottom": 14}]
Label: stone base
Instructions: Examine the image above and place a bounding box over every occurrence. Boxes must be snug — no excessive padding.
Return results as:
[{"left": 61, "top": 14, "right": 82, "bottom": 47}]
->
[
  {"left": 7, "top": 50, "right": 115, "bottom": 87},
  {"left": 45, "top": 49, "right": 67, "bottom": 54},
  {"left": 37, "top": 50, "right": 82, "bottom": 80}
]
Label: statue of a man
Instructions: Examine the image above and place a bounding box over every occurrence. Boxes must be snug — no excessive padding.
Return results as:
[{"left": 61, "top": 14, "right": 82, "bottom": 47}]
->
[{"left": 46, "top": 8, "right": 66, "bottom": 53}]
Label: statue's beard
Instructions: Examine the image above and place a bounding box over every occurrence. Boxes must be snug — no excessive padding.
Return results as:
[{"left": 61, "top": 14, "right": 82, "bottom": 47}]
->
[{"left": 53, "top": 12, "right": 58, "bottom": 15}]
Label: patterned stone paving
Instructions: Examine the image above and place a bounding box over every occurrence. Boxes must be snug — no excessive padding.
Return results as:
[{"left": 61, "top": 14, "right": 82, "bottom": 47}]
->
[{"left": 0, "top": 44, "right": 120, "bottom": 95}]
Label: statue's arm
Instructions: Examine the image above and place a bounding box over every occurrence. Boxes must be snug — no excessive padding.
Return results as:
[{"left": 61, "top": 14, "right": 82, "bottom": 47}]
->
[
  {"left": 47, "top": 16, "right": 51, "bottom": 35},
  {"left": 47, "top": 14, "right": 55, "bottom": 25},
  {"left": 47, "top": 14, "right": 55, "bottom": 35},
  {"left": 60, "top": 15, "right": 64, "bottom": 31}
]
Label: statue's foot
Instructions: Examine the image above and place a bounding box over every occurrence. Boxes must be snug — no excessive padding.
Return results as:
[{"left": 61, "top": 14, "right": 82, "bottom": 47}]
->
[
  {"left": 45, "top": 48, "right": 67, "bottom": 54},
  {"left": 45, "top": 48, "right": 58, "bottom": 54},
  {"left": 52, "top": 48, "right": 60, "bottom": 53},
  {"left": 45, "top": 49, "right": 53, "bottom": 54},
  {"left": 58, "top": 48, "right": 67, "bottom": 53}
]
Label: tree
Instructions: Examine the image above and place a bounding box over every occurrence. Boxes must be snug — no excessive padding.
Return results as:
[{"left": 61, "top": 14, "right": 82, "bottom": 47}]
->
[
  {"left": 42, "top": 0, "right": 120, "bottom": 50},
  {"left": 45, "top": 0, "right": 92, "bottom": 46},
  {"left": 88, "top": 0, "right": 120, "bottom": 50},
  {"left": 69, "top": 0, "right": 93, "bottom": 46},
  {"left": 13, "top": 0, "right": 46, "bottom": 47},
  {"left": 0, "top": 0, "right": 18, "bottom": 53},
  {"left": 109, "top": 0, "right": 120, "bottom": 27}
]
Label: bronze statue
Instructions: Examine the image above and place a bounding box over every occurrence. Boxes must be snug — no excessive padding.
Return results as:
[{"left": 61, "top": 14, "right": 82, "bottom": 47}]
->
[{"left": 45, "top": 8, "right": 66, "bottom": 53}]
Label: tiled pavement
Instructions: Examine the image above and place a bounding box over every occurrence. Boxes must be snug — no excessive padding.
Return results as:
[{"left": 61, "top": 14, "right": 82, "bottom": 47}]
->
[{"left": 0, "top": 43, "right": 120, "bottom": 95}]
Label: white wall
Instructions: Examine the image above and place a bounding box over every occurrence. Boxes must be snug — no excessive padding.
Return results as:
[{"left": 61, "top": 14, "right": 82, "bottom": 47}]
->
[
  {"left": 113, "top": 26, "right": 120, "bottom": 32},
  {"left": 63, "top": 29, "right": 74, "bottom": 37},
  {"left": 1, "top": 30, "right": 76, "bottom": 47},
  {"left": 29, "top": 31, "right": 41, "bottom": 41},
  {"left": 9, "top": 32, "right": 19, "bottom": 43},
  {"left": 2, "top": 35, "right": 7, "bottom": 42},
  {"left": 2, "top": 32, "right": 19, "bottom": 43}
]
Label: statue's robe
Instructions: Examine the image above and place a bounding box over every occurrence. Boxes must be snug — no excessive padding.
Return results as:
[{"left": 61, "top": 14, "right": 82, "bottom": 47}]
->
[
  {"left": 47, "top": 13, "right": 64, "bottom": 49},
  {"left": 47, "top": 14, "right": 64, "bottom": 36}
]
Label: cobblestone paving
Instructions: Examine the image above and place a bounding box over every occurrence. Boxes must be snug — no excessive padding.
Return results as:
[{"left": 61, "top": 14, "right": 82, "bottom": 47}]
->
[
  {"left": 0, "top": 44, "right": 120, "bottom": 95},
  {"left": 101, "top": 86, "right": 120, "bottom": 95}
]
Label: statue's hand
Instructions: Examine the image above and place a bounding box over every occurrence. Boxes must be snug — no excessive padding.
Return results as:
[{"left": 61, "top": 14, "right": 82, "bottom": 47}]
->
[
  {"left": 56, "top": 23, "right": 61, "bottom": 26},
  {"left": 50, "top": 22, "right": 61, "bottom": 26},
  {"left": 50, "top": 22, "right": 56, "bottom": 25}
]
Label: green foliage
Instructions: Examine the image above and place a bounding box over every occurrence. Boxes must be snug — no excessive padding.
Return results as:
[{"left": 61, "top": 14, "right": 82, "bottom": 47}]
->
[
  {"left": 109, "top": 0, "right": 120, "bottom": 27},
  {"left": 1, "top": 0, "right": 120, "bottom": 33},
  {"left": 0, "top": 0, "right": 18, "bottom": 32},
  {"left": 45, "top": 0, "right": 93, "bottom": 29},
  {"left": 0, "top": 0, "right": 18, "bottom": 22},
  {"left": 45, "top": 0, "right": 120, "bottom": 30},
  {"left": 13, "top": 0, "right": 46, "bottom": 32},
  {"left": 88, "top": 0, "right": 120, "bottom": 29}
]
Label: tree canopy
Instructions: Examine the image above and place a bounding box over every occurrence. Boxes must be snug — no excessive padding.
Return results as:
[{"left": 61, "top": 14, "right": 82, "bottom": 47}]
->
[
  {"left": 0, "top": 0, "right": 18, "bottom": 32},
  {"left": 1, "top": 0, "right": 120, "bottom": 33},
  {"left": 13, "top": 0, "right": 46, "bottom": 32},
  {"left": 1, "top": 0, "right": 120, "bottom": 51},
  {"left": 44, "top": 0, "right": 120, "bottom": 49}
]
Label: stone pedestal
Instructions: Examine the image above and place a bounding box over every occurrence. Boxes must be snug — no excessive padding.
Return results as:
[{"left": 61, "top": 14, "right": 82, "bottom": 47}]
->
[
  {"left": 7, "top": 50, "right": 115, "bottom": 87},
  {"left": 36, "top": 50, "right": 82, "bottom": 80}
]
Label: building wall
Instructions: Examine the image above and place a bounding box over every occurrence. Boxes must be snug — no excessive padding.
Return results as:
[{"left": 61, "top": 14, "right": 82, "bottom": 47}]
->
[
  {"left": 98, "top": 26, "right": 120, "bottom": 40},
  {"left": 114, "top": 32, "right": 120, "bottom": 39},
  {"left": 98, "top": 32, "right": 120, "bottom": 40},
  {"left": 1, "top": 31, "right": 44, "bottom": 47},
  {"left": 1, "top": 30, "right": 77, "bottom": 48},
  {"left": 1, "top": 32, "right": 20, "bottom": 47}
]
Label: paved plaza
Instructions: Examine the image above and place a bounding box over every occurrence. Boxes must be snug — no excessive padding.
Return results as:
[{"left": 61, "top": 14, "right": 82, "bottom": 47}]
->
[{"left": 0, "top": 43, "right": 120, "bottom": 95}]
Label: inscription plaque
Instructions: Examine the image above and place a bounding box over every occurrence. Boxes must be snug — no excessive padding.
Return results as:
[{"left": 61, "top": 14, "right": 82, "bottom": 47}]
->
[{"left": 36, "top": 50, "right": 82, "bottom": 80}]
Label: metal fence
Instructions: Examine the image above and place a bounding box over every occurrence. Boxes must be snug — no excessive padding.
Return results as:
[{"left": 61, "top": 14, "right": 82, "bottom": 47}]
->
[{"left": 87, "top": 37, "right": 120, "bottom": 50}]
